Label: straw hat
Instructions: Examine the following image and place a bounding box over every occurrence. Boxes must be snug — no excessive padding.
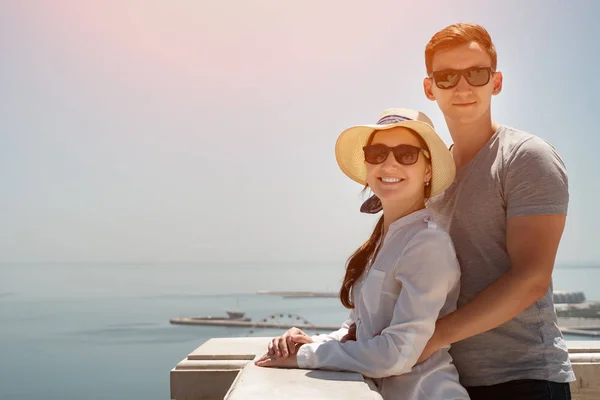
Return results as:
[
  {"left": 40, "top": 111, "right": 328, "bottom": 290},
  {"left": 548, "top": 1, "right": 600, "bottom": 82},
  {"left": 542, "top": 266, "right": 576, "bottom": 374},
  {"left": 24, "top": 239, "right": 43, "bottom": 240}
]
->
[{"left": 335, "top": 108, "right": 456, "bottom": 198}]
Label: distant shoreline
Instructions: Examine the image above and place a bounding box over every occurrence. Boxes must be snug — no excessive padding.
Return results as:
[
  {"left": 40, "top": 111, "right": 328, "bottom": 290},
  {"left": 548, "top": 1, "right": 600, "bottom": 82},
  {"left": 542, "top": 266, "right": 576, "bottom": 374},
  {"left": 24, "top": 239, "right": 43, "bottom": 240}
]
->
[{"left": 257, "top": 290, "right": 337, "bottom": 298}]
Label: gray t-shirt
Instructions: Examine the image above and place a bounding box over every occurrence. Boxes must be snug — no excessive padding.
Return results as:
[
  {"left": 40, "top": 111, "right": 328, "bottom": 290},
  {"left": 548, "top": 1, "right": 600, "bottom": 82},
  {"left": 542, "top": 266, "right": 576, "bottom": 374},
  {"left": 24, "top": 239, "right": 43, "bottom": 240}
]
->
[{"left": 428, "top": 125, "right": 576, "bottom": 387}]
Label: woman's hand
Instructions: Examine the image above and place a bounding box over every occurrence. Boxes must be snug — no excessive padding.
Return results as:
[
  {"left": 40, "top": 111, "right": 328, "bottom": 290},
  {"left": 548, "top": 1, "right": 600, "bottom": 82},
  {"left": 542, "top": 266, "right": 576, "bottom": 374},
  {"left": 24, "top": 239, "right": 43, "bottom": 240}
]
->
[
  {"left": 267, "top": 327, "right": 313, "bottom": 359},
  {"left": 254, "top": 352, "right": 299, "bottom": 368}
]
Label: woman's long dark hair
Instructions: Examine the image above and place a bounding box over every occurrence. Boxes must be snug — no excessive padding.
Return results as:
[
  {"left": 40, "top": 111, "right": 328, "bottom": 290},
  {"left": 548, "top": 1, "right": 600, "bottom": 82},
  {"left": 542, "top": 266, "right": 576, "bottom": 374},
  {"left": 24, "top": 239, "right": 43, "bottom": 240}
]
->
[
  {"left": 338, "top": 128, "right": 431, "bottom": 309},
  {"left": 339, "top": 216, "right": 384, "bottom": 308}
]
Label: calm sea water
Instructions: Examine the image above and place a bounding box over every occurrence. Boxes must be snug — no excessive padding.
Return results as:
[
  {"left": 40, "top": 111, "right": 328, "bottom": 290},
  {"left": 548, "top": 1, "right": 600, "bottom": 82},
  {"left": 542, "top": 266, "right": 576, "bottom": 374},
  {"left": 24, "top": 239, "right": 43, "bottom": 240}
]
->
[{"left": 1, "top": 263, "right": 598, "bottom": 400}]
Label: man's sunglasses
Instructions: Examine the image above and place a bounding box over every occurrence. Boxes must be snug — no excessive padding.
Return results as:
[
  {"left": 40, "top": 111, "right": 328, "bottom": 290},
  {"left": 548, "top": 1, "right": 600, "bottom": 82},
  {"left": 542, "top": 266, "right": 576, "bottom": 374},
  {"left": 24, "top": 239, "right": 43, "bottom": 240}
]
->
[
  {"left": 363, "top": 144, "right": 430, "bottom": 165},
  {"left": 430, "top": 66, "right": 493, "bottom": 89}
]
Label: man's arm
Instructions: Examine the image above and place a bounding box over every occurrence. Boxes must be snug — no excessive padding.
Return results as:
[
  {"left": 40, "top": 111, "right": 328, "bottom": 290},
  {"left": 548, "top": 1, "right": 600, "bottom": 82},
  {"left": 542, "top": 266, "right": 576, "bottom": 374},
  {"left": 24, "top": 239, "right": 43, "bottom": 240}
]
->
[
  {"left": 427, "top": 213, "right": 565, "bottom": 351},
  {"left": 418, "top": 136, "right": 569, "bottom": 362}
]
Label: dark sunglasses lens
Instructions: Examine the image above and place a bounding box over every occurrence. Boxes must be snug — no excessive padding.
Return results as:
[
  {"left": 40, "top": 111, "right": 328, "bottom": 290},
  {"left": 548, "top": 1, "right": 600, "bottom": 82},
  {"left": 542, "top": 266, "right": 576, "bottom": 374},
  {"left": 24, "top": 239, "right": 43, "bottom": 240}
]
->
[
  {"left": 465, "top": 67, "right": 491, "bottom": 86},
  {"left": 393, "top": 146, "right": 419, "bottom": 165},
  {"left": 433, "top": 70, "right": 460, "bottom": 89},
  {"left": 363, "top": 144, "right": 389, "bottom": 164}
]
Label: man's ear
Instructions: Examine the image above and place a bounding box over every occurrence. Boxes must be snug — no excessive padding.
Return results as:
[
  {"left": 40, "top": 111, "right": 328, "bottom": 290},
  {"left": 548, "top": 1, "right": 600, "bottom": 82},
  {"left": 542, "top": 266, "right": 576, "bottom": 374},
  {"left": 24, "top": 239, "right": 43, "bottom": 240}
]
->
[
  {"left": 423, "top": 77, "right": 436, "bottom": 101},
  {"left": 492, "top": 71, "right": 503, "bottom": 95}
]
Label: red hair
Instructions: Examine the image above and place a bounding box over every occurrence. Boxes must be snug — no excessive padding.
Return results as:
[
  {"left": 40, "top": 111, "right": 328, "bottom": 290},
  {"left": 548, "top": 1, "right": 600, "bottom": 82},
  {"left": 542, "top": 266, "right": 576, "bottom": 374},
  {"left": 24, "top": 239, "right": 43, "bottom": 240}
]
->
[{"left": 425, "top": 23, "right": 497, "bottom": 75}]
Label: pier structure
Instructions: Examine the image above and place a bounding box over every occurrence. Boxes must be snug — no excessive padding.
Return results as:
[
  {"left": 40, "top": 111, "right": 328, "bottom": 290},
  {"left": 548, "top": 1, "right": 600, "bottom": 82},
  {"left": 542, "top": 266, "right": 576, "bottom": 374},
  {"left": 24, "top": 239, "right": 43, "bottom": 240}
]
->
[{"left": 171, "top": 312, "right": 600, "bottom": 338}]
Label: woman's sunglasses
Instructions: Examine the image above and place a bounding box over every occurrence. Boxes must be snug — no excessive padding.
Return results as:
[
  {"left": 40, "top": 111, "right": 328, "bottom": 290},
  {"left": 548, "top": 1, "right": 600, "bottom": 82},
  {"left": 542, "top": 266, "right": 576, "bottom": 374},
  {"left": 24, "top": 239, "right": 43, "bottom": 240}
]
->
[
  {"left": 430, "top": 66, "right": 493, "bottom": 89},
  {"left": 363, "top": 144, "right": 430, "bottom": 165}
]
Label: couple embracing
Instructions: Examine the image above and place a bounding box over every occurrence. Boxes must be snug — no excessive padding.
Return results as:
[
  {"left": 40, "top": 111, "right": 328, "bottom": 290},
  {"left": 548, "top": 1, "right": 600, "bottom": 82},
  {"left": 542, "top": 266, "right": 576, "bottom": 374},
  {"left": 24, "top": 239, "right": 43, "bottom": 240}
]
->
[{"left": 255, "top": 23, "right": 574, "bottom": 400}]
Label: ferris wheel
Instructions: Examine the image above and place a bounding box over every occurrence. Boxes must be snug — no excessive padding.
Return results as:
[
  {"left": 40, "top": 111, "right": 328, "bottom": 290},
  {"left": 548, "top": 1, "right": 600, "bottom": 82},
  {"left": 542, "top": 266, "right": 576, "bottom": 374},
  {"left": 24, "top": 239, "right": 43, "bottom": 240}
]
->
[{"left": 247, "top": 312, "right": 322, "bottom": 336}]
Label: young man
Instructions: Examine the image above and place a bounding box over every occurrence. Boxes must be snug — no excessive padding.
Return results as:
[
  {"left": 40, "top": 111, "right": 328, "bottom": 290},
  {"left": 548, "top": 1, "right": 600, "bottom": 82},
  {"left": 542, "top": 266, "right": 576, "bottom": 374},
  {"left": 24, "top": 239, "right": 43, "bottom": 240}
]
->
[{"left": 418, "top": 23, "right": 575, "bottom": 399}]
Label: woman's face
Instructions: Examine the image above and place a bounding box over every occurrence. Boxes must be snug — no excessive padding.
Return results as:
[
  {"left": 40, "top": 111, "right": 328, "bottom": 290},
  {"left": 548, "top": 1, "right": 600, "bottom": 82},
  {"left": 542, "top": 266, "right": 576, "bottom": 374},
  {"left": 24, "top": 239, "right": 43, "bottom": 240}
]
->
[{"left": 365, "top": 127, "right": 431, "bottom": 207}]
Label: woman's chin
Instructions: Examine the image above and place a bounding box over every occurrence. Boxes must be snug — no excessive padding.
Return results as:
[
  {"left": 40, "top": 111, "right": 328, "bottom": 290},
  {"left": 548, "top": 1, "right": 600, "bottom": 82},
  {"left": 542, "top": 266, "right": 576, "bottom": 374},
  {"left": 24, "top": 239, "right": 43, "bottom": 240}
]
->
[
  {"left": 377, "top": 192, "right": 423, "bottom": 209},
  {"left": 377, "top": 194, "right": 405, "bottom": 206}
]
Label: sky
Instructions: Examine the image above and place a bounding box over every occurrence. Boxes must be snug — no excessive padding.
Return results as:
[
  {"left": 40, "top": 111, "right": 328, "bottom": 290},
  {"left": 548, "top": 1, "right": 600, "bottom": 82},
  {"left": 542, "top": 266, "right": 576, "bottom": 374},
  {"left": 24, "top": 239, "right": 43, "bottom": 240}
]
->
[{"left": 1, "top": 0, "right": 599, "bottom": 266}]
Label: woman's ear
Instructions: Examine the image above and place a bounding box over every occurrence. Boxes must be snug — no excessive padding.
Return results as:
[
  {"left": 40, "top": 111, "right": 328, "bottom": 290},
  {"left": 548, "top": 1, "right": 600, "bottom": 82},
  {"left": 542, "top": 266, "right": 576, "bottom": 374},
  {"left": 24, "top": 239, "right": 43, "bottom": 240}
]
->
[{"left": 425, "top": 164, "right": 432, "bottom": 184}]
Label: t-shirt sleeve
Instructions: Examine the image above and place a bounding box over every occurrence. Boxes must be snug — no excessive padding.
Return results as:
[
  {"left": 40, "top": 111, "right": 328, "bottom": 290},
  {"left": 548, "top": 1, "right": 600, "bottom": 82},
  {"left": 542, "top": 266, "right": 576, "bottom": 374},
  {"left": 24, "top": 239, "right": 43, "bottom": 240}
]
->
[{"left": 504, "top": 137, "right": 569, "bottom": 219}]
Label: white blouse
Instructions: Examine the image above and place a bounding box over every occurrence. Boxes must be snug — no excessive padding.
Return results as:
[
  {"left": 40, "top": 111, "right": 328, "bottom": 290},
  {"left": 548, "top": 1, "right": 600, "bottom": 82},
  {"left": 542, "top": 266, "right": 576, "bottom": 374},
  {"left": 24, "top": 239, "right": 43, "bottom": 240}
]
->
[{"left": 296, "top": 209, "right": 470, "bottom": 400}]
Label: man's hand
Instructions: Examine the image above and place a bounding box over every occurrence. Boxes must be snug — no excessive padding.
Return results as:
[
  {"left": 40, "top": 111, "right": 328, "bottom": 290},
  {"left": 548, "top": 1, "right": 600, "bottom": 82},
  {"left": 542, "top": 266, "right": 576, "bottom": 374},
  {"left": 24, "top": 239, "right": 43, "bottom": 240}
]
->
[
  {"left": 340, "top": 322, "right": 356, "bottom": 343},
  {"left": 417, "top": 215, "right": 566, "bottom": 357},
  {"left": 416, "top": 333, "right": 442, "bottom": 364}
]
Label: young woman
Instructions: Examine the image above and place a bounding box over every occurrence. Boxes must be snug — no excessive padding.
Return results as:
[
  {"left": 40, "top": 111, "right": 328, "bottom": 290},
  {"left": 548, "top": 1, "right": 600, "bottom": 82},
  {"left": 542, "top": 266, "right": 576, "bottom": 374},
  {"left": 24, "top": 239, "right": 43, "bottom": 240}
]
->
[{"left": 255, "top": 108, "right": 469, "bottom": 400}]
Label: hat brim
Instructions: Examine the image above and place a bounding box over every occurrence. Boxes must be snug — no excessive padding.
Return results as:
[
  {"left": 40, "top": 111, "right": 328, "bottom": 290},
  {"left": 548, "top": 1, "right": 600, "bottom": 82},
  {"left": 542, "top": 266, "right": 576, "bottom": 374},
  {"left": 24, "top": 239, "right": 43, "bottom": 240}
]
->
[{"left": 335, "top": 120, "right": 456, "bottom": 198}]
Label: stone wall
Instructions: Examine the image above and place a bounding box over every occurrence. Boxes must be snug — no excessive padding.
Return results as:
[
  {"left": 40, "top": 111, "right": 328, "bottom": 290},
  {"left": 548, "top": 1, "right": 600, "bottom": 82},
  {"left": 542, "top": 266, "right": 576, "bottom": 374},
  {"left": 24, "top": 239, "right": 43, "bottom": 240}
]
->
[{"left": 170, "top": 338, "right": 600, "bottom": 400}]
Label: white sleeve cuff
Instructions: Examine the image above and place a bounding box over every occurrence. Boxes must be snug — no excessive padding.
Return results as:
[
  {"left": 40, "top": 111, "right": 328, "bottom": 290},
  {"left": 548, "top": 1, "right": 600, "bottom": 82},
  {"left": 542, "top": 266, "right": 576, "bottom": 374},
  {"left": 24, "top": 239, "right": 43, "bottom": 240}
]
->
[
  {"left": 310, "top": 334, "right": 326, "bottom": 343},
  {"left": 296, "top": 342, "right": 322, "bottom": 369}
]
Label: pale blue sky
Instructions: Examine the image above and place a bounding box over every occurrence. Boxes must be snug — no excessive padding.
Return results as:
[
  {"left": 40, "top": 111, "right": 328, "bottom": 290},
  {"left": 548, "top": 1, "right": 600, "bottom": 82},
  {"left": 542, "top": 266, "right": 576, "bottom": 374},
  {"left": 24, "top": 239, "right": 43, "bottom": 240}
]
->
[{"left": 1, "top": 1, "right": 598, "bottom": 266}]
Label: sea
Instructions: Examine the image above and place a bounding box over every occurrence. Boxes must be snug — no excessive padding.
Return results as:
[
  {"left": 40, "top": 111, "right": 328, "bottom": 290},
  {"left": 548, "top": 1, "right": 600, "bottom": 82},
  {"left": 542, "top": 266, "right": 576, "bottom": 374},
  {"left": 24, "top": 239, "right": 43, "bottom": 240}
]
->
[{"left": 1, "top": 262, "right": 599, "bottom": 400}]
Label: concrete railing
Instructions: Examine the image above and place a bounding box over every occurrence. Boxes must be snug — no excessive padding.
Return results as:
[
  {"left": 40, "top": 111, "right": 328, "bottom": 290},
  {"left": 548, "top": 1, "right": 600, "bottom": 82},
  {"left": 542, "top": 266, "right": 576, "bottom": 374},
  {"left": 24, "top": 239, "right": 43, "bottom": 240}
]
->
[
  {"left": 569, "top": 341, "right": 600, "bottom": 399},
  {"left": 170, "top": 338, "right": 600, "bottom": 400}
]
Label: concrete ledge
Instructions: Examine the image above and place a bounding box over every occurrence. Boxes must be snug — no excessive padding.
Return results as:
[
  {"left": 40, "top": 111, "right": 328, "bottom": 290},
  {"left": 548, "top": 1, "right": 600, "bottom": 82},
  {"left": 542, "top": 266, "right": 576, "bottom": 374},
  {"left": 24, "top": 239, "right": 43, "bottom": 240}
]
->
[
  {"left": 173, "top": 359, "right": 248, "bottom": 370},
  {"left": 568, "top": 341, "right": 600, "bottom": 400},
  {"left": 188, "top": 337, "right": 268, "bottom": 361},
  {"left": 170, "top": 337, "right": 272, "bottom": 400},
  {"left": 171, "top": 337, "right": 382, "bottom": 400},
  {"left": 171, "top": 369, "right": 240, "bottom": 400},
  {"left": 171, "top": 338, "right": 600, "bottom": 400},
  {"left": 225, "top": 362, "right": 382, "bottom": 400}
]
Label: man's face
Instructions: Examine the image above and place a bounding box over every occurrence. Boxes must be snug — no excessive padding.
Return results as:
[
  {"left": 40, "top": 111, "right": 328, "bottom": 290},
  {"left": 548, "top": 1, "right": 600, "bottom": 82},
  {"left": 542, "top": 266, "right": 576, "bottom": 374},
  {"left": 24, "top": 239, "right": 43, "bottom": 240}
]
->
[{"left": 423, "top": 41, "right": 502, "bottom": 126}]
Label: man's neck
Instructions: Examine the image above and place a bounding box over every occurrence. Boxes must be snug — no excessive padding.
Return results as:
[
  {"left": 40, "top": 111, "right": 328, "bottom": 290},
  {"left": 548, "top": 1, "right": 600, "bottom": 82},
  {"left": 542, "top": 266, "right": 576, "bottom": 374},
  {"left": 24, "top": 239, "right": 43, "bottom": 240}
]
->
[{"left": 446, "top": 113, "right": 499, "bottom": 170}]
